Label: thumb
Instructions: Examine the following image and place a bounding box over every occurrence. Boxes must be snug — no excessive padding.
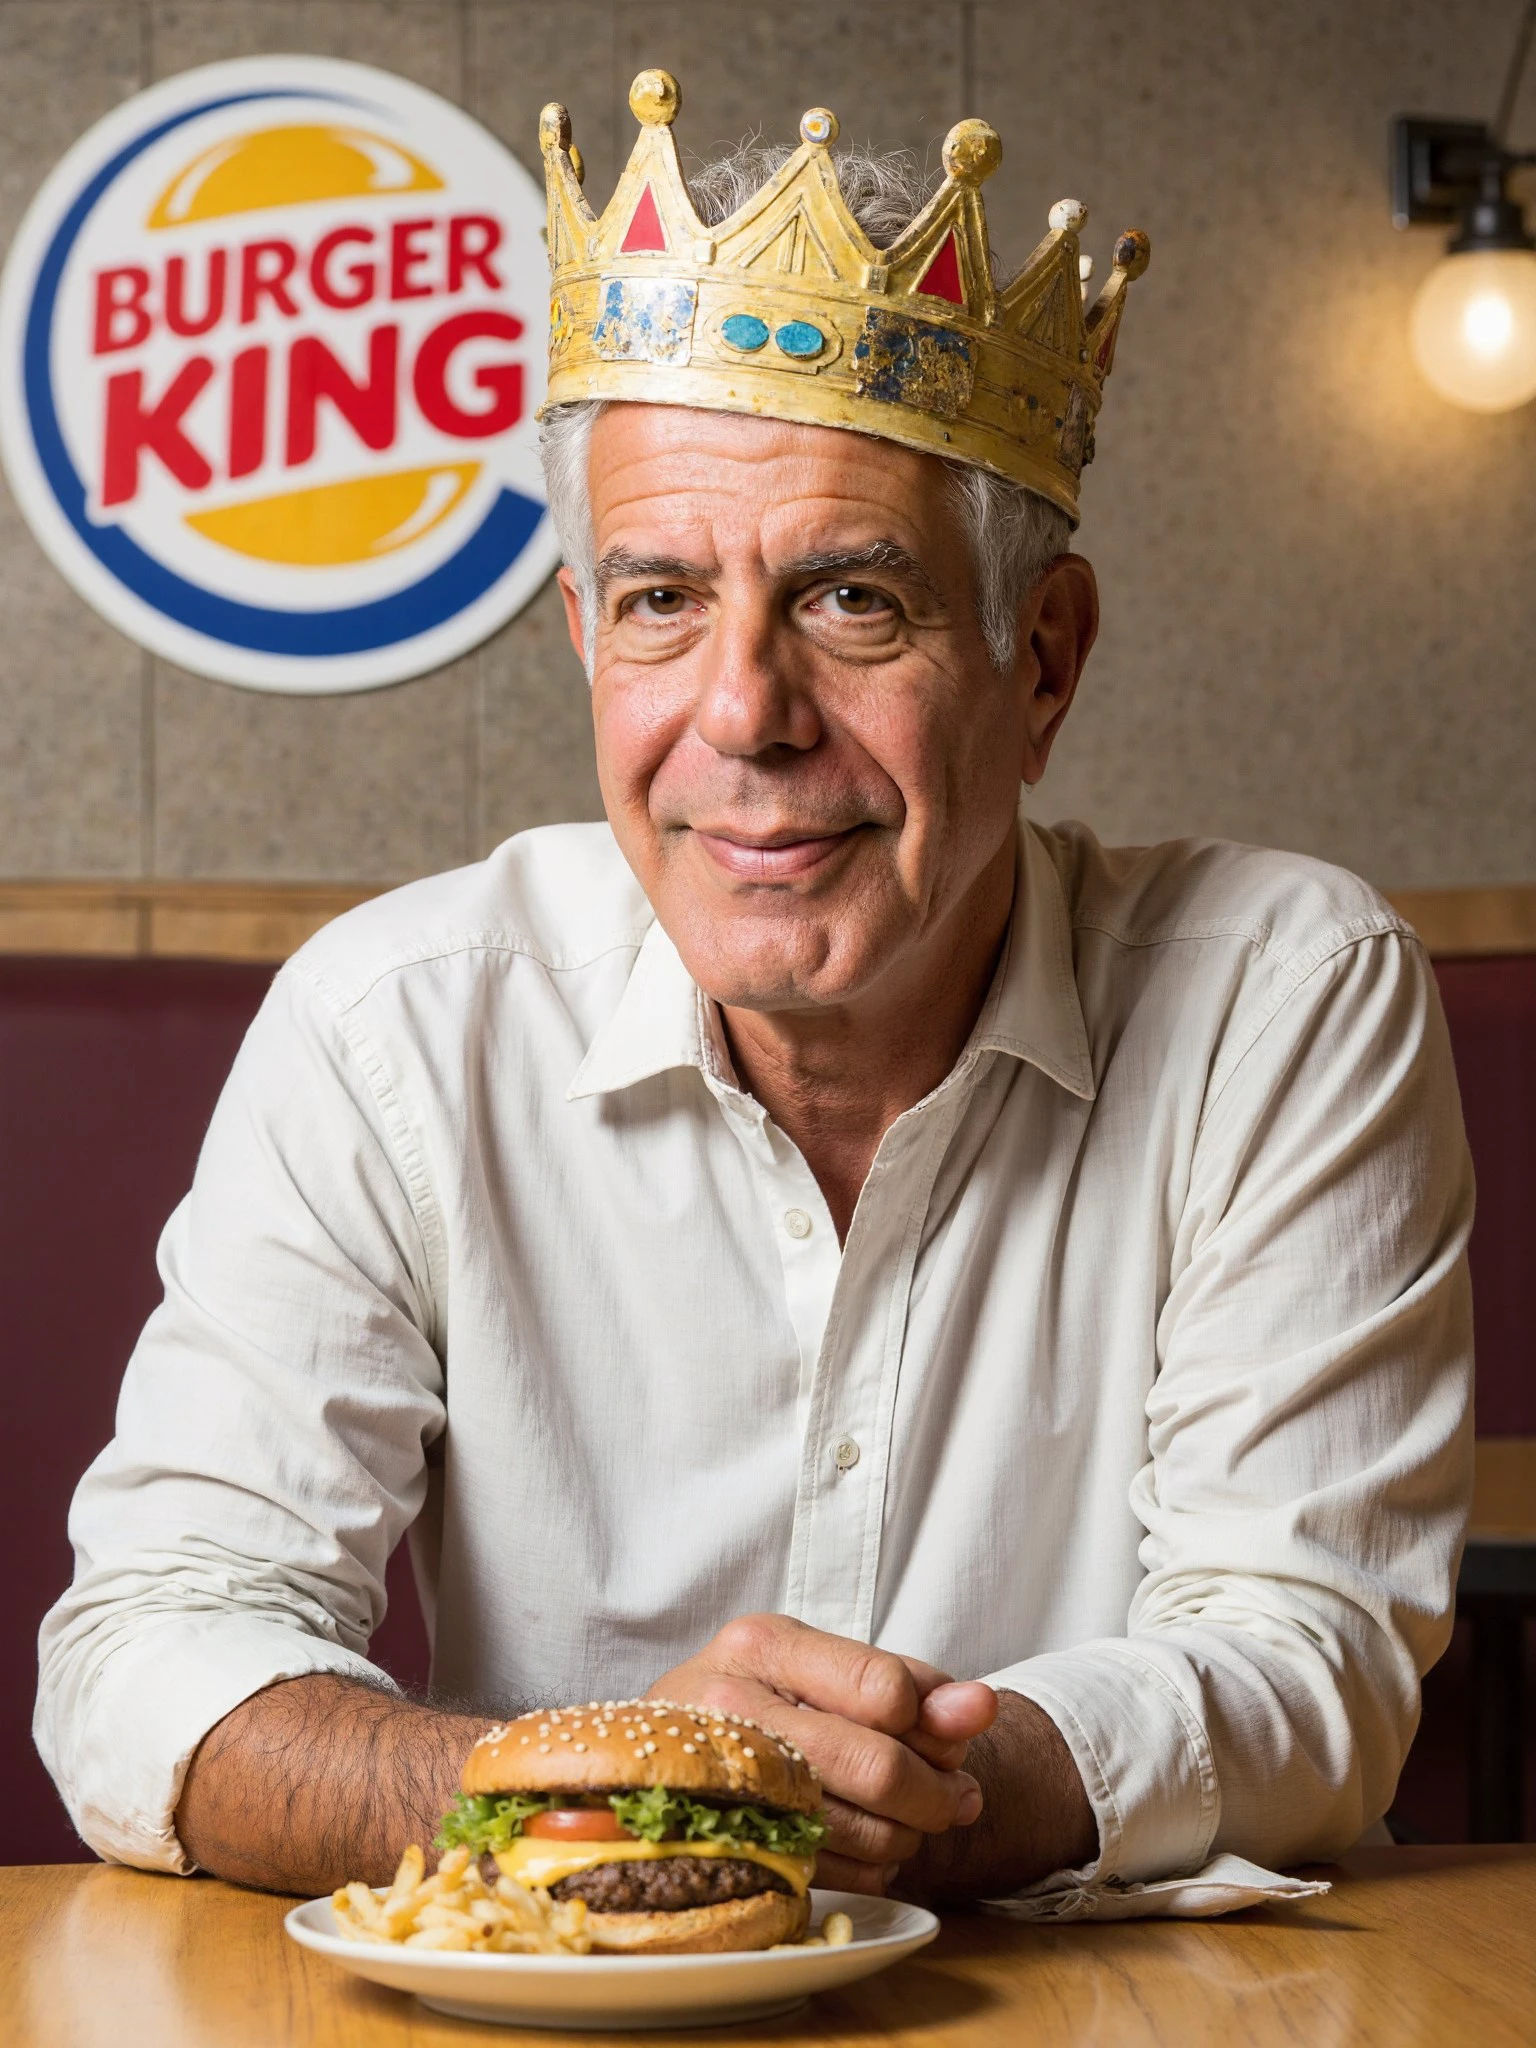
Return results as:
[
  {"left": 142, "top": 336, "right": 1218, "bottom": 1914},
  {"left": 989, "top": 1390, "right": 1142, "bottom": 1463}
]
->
[{"left": 917, "top": 1680, "right": 997, "bottom": 1744}]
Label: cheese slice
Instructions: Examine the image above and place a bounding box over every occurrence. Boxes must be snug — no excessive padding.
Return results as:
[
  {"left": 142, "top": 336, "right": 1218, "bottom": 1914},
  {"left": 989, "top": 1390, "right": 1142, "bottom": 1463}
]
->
[{"left": 494, "top": 1835, "right": 815, "bottom": 1897}]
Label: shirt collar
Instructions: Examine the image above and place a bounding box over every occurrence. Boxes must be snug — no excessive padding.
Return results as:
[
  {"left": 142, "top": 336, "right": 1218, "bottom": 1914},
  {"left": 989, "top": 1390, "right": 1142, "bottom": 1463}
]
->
[
  {"left": 971, "top": 817, "right": 1096, "bottom": 1100},
  {"left": 566, "top": 913, "right": 718, "bottom": 1101},
  {"left": 567, "top": 814, "right": 1095, "bottom": 1105}
]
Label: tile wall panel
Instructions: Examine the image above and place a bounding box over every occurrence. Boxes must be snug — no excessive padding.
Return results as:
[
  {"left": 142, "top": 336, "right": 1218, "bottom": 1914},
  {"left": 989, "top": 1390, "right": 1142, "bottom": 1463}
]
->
[
  {"left": 478, "top": 578, "right": 603, "bottom": 851},
  {"left": 147, "top": 0, "right": 462, "bottom": 97},
  {"left": 153, "top": 658, "right": 476, "bottom": 879},
  {"left": 975, "top": 0, "right": 1536, "bottom": 886},
  {"left": 0, "top": 2, "right": 145, "bottom": 246},
  {"left": 0, "top": 543, "right": 147, "bottom": 877},
  {"left": 613, "top": 3, "right": 964, "bottom": 165},
  {"left": 465, "top": 3, "right": 614, "bottom": 854},
  {"left": 0, "top": 2, "right": 147, "bottom": 875},
  {"left": 469, "top": 1, "right": 619, "bottom": 193}
]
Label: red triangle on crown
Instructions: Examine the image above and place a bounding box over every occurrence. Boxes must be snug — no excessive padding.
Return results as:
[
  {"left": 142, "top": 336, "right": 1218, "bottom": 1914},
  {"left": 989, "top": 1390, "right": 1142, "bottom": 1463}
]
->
[
  {"left": 916, "top": 231, "right": 965, "bottom": 305},
  {"left": 620, "top": 183, "right": 668, "bottom": 254}
]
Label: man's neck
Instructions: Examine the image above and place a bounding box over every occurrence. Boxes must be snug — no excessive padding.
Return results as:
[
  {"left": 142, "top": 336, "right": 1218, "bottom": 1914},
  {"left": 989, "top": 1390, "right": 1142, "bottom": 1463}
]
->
[{"left": 719, "top": 837, "right": 1018, "bottom": 1243}]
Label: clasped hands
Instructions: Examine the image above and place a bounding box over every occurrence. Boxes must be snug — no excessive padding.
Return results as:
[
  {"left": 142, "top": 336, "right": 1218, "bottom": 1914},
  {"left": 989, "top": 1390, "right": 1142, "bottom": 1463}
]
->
[{"left": 648, "top": 1613, "right": 1000, "bottom": 1896}]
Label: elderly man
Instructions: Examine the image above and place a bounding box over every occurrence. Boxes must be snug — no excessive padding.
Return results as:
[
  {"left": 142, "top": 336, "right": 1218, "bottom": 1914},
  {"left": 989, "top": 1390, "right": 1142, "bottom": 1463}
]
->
[{"left": 38, "top": 75, "right": 1471, "bottom": 1910}]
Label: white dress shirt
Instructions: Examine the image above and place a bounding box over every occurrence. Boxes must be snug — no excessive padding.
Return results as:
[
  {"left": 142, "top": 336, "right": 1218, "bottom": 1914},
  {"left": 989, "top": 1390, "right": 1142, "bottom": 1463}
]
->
[{"left": 36, "top": 814, "right": 1474, "bottom": 1895}]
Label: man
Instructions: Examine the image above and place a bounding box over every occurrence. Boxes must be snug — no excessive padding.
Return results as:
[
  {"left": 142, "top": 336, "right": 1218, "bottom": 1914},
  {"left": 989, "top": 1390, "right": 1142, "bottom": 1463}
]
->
[{"left": 37, "top": 76, "right": 1472, "bottom": 1907}]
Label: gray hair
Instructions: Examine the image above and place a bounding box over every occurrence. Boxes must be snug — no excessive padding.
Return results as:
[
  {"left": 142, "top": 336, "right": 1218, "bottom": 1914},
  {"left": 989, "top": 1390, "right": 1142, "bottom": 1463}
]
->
[{"left": 540, "top": 144, "right": 1072, "bottom": 673}]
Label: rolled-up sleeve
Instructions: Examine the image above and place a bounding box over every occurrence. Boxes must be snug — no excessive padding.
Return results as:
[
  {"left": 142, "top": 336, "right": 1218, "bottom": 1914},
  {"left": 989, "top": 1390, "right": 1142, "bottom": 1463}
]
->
[
  {"left": 35, "top": 963, "right": 447, "bottom": 1872},
  {"left": 986, "top": 929, "right": 1474, "bottom": 1888}
]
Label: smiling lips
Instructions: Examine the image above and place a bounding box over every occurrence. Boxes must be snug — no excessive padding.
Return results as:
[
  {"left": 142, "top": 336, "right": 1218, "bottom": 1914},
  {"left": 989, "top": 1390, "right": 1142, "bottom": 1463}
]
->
[{"left": 693, "top": 825, "right": 862, "bottom": 882}]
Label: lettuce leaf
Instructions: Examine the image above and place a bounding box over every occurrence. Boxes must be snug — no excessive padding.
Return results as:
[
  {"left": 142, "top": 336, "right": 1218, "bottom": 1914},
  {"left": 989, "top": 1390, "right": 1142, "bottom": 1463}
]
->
[
  {"left": 608, "top": 1786, "right": 828, "bottom": 1857},
  {"left": 436, "top": 1785, "right": 828, "bottom": 1859},
  {"left": 436, "top": 1791, "right": 559, "bottom": 1854}
]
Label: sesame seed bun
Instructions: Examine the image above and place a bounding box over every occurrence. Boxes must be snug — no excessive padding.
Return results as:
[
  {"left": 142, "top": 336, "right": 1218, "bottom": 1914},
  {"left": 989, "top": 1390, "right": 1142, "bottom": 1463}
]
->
[
  {"left": 583, "top": 1888, "right": 811, "bottom": 1954},
  {"left": 461, "top": 1700, "right": 822, "bottom": 1814}
]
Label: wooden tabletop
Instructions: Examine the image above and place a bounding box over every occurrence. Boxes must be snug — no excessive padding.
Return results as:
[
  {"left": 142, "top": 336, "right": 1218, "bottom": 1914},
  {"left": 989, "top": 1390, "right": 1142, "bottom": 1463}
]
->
[{"left": 2, "top": 1848, "right": 1532, "bottom": 2047}]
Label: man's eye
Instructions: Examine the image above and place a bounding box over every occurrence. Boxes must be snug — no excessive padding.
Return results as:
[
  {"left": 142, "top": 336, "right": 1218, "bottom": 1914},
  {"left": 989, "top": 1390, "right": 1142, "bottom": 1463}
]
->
[
  {"left": 629, "top": 588, "right": 691, "bottom": 619},
  {"left": 819, "top": 584, "right": 893, "bottom": 618}
]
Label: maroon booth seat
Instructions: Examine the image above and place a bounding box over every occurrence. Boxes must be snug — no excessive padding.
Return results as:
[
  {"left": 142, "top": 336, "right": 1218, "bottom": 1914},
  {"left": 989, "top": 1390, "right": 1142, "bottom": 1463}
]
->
[
  {"left": 2, "top": 951, "right": 1532, "bottom": 1864},
  {"left": 0, "top": 958, "right": 429, "bottom": 1865}
]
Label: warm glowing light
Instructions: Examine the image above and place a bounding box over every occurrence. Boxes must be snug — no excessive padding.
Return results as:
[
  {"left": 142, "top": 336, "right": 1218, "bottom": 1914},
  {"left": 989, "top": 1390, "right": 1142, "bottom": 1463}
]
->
[
  {"left": 1410, "top": 248, "right": 1536, "bottom": 410},
  {"left": 1461, "top": 290, "right": 1514, "bottom": 356}
]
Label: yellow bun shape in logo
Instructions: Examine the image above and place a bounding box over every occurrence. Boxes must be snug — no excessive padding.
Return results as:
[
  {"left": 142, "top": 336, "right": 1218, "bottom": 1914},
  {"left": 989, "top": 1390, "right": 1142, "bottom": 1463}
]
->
[{"left": 146, "top": 124, "right": 446, "bottom": 226}]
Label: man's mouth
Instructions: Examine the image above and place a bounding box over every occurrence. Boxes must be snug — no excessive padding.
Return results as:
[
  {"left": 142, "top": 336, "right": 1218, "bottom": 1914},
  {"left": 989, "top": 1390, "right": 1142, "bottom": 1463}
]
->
[{"left": 691, "top": 825, "right": 862, "bottom": 882}]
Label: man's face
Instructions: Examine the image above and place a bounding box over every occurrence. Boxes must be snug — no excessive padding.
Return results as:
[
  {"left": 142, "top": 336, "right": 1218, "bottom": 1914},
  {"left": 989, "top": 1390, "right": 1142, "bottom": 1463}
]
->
[{"left": 564, "top": 404, "right": 1084, "bottom": 1013}]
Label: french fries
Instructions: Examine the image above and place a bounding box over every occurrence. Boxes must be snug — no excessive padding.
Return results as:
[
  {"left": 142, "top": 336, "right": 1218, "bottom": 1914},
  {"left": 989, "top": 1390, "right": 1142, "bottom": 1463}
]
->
[
  {"left": 331, "top": 1844, "right": 592, "bottom": 1954},
  {"left": 772, "top": 1910, "right": 855, "bottom": 1951},
  {"left": 332, "top": 1847, "right": 857, "bottom": 1959}
]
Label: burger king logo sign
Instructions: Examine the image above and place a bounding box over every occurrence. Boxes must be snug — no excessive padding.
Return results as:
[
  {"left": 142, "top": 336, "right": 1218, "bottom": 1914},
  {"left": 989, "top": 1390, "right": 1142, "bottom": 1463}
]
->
[{"left": 0, "top": 57, "right": 558, "bottom": 692}]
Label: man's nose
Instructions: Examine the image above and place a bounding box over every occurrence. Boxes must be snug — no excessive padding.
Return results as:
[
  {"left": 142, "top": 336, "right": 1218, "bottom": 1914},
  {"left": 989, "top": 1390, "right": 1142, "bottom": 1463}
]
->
[{"left": 693, "top": 601, "right": 821, "bottom": 758}]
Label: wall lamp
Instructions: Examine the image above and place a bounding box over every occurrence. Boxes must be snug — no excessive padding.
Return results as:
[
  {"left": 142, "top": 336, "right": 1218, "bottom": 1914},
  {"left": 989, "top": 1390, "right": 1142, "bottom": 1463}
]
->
[{"left": 1391, "top": 1, "right": 1536, "bottom": 411}]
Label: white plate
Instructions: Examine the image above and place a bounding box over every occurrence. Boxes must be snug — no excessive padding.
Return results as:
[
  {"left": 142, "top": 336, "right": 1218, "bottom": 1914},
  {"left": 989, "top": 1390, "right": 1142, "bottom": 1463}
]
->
[{"left": 285, "top": 1886, "right": 938, "bottom": 2029}]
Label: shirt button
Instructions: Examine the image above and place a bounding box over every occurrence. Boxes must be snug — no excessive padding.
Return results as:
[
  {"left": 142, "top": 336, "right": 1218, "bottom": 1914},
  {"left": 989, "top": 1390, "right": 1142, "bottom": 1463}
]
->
[
  {"left": 835, "top": 1437, "right": 861, "bottom": 1472},
  {"left": 783, "top": 1208, "right": 813, "bottom": 1240}
]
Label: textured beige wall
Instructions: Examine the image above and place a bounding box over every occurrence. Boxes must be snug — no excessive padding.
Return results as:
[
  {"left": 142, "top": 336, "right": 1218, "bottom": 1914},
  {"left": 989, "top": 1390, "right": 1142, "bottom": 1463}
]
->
[{"left": 0, "top": 0, "right": 1531, "bottom": 890}]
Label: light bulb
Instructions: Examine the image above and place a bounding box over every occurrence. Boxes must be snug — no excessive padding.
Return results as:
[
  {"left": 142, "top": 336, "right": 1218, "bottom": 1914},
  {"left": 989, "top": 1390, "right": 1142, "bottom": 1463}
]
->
[
  {"left": 1409, "top": 247, "right": 1536, "bottom": 411},
  {"left": 1462, "top": 291, "right": 1513, "bottom": 354}
]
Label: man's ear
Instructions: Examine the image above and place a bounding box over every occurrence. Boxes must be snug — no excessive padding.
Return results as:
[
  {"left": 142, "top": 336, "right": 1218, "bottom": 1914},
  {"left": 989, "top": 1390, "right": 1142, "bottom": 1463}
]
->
[
  {"left": 557, "top": 568, "right": 588, "bottom": 668},
  {"left": 1014, "top": 554, "right": 1099, "bottom": 784}
]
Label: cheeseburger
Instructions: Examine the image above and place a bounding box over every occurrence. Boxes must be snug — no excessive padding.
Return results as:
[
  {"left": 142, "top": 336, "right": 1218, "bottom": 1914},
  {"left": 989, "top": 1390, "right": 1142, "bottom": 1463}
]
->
[{"left": 438, "top": 1700, "right": 826, "bottom": 1953}]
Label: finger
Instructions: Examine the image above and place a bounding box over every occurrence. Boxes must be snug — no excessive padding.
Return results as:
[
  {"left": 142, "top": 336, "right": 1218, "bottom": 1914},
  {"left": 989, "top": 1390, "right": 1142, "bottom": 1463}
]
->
[
  {"left": 646, "top": 1666, "right": 979, "bottom": 1836},
  {"left": 902, "top": 1726, "right": 971, "bottom": 1772},
  {"left": 652, "top": 1671, "right": 809, "bottom": 1740},
  {"left": 690, "top": 1616, "right": 923, "bottom": 1735},
  {"left": 819, "top": 1796, "right": 923, "bottom": 1869},
  {"left": 791, "top": 1706, "right": 981, "bottom": 1835},
  {"left": 670, "top": 1681, "right": 979, "bottom": 1837},
  {"left": 896, "top": 1654, "right": 956, "bottom": 1700},
  {"left": 814, "top": 1850, "right": 899, "bottom": 1897},
  {"left": 916, "top": 1681, "right": 998, "bottom": 1744}
]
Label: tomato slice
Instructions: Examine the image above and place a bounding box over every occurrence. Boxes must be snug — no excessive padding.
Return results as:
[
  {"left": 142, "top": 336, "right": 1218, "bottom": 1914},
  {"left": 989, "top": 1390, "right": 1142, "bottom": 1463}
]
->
[{"left": 523, "top": 1808, "right": 629, "bottom": 1842}]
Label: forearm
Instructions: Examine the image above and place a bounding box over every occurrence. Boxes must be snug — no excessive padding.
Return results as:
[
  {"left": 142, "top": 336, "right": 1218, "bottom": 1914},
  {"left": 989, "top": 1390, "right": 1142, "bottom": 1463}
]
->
[
  {"left": 896, "top": 1690, "right": 1096, "bottom": 1902},
  {"left": 175, "top": 1674, "right": 485, "bottom": 1894}
]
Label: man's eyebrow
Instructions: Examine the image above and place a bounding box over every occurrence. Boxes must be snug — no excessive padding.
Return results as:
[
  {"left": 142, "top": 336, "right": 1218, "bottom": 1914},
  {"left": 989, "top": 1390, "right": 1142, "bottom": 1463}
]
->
[
  {"left": 593, "top": 539, "right": 941, "bottom": 604},
  {"left": 594, "top": 548, "right": 704, "bottom": 602},
  {"left": 781, "top": 541, "right": 940, "bottom": 600}
]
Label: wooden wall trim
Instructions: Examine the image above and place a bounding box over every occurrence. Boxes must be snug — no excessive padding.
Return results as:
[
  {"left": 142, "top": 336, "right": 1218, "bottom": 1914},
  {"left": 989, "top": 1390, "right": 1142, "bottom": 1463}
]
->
[
  {"left": 1, "top": 878, "right": 1533, "bottom": 965},
  {"left": 0, "top": 881, "right": 381, "bottom": 964},
  {"left": 1386, "top": 885, "right": 1536, "bottom": 959}
]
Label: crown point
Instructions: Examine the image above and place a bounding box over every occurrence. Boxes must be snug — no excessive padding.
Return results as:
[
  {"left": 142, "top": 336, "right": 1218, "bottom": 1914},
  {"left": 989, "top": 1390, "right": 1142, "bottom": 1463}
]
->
[
  {"left": 1112, "top": 229, "right": 1151, "bottom": 280},
  {"left": 539, "top": 102, "right": 572, "bottom": 157},
  {"left": 800, "top": 107, "right": 839, "bottom": 147},
  {"left": 1048, "top": 198, "right": 1087, "bottom": 234},
  {"left": 942, "top": 119, "right": 1001, "bottom": 186},
  {"left": 630, "top": 69, "right": 681, "bottom": 126}
]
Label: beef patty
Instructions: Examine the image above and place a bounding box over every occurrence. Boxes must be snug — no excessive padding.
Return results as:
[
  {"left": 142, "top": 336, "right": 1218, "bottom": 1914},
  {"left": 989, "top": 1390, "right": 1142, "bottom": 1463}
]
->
[{"left": 548, "top": 1856, "right": 793, "bottom": 1914}]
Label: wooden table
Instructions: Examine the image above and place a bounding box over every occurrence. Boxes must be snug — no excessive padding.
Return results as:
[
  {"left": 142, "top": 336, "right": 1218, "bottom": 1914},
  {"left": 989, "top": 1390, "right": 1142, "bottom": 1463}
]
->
[{"left": 2, "top": 1849, "right": 1533, "bottom": 2047}]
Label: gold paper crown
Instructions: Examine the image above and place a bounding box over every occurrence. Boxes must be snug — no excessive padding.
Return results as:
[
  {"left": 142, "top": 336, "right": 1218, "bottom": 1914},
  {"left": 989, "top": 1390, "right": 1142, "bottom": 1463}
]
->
[{"left": 538, "top": 70, "right": 1149, "bottom": 523}]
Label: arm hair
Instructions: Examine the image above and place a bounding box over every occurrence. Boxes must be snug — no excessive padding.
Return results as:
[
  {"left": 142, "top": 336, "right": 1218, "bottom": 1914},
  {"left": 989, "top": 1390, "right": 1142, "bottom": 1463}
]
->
[
  {"left": 175, "top": 1674, "right": 489, "bottom": 1894},
  {"left": 897, "top": 1691, "right": 1097, "bottom": 1901}
]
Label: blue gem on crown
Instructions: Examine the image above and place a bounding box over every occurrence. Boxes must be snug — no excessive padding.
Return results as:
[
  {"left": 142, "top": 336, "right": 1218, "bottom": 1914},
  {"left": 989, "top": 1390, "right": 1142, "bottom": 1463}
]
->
[
  {"left": 774, "top": 319, "right": 825, "bottom": 358},
  {"left": 721, "top": 313, "right": 770, "bottom": 352}
]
